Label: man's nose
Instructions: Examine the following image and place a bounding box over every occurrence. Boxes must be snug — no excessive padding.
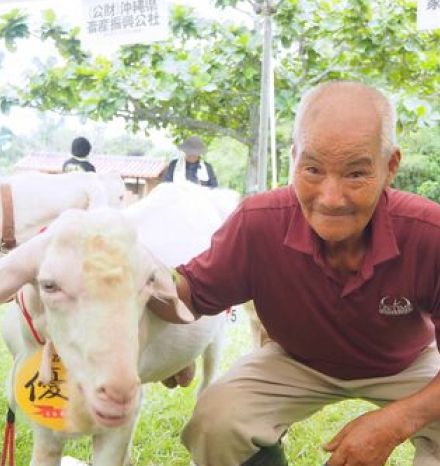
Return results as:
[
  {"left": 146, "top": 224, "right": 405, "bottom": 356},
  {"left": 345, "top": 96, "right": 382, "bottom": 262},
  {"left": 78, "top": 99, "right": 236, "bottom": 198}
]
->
[{"left": 318, "top": 176, "right": 346, "bottom": 209}]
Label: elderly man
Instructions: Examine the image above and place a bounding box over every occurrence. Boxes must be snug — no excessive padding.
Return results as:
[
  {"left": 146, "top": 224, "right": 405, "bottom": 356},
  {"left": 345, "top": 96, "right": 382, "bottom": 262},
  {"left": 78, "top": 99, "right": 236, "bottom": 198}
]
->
[{"left": 151, "top": 81, "right": 440, "bottom": 466}]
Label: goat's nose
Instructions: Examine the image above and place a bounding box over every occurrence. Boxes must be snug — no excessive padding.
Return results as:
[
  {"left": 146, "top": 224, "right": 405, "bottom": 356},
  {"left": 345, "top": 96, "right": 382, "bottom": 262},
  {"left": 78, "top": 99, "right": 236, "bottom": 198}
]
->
[{"left": 97, "top": 376, "right": 140, "bottom": 404}]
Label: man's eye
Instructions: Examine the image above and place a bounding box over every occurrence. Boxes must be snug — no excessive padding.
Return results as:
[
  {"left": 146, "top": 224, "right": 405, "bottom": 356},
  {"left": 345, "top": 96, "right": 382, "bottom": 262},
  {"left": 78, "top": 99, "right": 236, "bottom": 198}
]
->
[
  {"left": 305, "top": 166, "right": 319, "bottom": 175},
  {"left": 39, "top": 280, "right": 61, "bottom": 293},
  {"left": 348, "top": 171, "right": 366, "bottom": 179}
]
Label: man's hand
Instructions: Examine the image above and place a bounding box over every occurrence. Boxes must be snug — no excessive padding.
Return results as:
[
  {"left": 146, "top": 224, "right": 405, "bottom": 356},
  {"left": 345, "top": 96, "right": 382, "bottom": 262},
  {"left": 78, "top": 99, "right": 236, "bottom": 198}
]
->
[{"left": 323, "top": 406, "right": 412, "bottom": 466}]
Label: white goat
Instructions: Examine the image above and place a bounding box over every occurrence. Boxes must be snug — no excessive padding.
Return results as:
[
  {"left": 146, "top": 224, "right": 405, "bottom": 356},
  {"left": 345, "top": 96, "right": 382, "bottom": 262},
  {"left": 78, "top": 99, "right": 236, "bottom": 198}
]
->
[
  {"left": 124, "top": 181, "right": 239, "bottom": 389},
  {"left": 124, "top": 181, "right": 239, "bottom": 268},
  {"left": 0, "top": 171, "right": 125, "bottom": 248},
  {"left": 0, "top": 182, "right": 239, "bottom": 466},
  {"left": 0, "top": 208, "right": 226, "bottom": 466}
]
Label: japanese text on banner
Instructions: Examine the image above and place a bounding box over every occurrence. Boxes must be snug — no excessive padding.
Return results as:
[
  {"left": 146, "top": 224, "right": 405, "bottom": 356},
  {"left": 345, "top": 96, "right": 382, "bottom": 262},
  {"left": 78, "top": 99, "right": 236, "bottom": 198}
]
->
[{"left": 82, "top": 0, "right": 169, "bottom": 47}]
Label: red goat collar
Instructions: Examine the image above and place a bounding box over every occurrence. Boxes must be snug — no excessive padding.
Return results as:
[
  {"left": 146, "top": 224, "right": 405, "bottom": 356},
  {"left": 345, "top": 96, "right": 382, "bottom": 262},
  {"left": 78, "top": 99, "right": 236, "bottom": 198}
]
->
[{"left": 16, "top": 290, "right": 45, "bottom": 346}]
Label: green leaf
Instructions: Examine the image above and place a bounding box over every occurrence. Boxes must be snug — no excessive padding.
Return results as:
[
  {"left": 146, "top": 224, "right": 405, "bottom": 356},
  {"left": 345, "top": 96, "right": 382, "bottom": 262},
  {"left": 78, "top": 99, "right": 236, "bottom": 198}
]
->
[
  {"left": 0, "top": 0, "right": 438, "bottom": 191},
  {"left": 42, "top": 9, "right": 56, "bottom": 24}
]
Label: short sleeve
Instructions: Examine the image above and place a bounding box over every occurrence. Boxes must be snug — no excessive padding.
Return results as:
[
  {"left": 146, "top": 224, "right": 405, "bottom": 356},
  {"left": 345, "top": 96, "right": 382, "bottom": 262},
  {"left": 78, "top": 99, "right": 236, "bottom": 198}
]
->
[{"left": 177, "top": 206, "right": 251, "bottom": 315}]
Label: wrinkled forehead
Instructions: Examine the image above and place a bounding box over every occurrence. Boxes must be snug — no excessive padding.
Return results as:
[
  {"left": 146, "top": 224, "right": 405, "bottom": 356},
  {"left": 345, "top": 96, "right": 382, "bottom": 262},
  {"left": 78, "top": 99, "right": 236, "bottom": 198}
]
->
[{"left": 296, "top": 91, "right": 382, "bottom": 155}]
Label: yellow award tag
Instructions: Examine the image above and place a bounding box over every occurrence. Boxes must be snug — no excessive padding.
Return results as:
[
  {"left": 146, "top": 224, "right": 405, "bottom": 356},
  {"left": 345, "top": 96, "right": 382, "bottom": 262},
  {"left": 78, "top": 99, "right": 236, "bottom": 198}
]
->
[{"left": 15, "top": 350, "right": 70, "bottom": 431}]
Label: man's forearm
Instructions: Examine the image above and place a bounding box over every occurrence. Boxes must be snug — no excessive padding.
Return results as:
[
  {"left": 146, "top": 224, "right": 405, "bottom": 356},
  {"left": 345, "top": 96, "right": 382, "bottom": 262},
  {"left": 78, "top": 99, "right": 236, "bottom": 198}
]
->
[
  {"left": 387, "top": 369, "right": 440, "bottom": 438},
  {"left": 175, "top": 273, "right": 199, "bottom": 316},
  {"left": 324, "top": 368, "right": 440, "bottom": 466}
]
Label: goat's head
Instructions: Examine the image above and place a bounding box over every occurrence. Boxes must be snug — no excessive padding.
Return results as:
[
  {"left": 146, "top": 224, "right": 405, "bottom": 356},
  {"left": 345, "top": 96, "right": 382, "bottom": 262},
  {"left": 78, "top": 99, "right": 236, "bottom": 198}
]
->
[{"left": 0, "top": 208, "right": 192, "bottom": 429}]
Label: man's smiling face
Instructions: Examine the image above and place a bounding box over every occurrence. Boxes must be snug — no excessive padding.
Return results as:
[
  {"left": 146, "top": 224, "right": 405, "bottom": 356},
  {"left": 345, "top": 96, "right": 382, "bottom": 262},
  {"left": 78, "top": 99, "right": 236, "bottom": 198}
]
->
[{"left": 292, "top": 87, "right": 400, "bottom": 246}]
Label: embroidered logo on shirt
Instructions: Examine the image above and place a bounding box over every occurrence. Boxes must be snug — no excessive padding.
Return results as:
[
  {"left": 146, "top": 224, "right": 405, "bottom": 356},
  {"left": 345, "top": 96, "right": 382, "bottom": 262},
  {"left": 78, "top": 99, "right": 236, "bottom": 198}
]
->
[{"left": 378, "top": 296, "right": 413, "bottom": 316}]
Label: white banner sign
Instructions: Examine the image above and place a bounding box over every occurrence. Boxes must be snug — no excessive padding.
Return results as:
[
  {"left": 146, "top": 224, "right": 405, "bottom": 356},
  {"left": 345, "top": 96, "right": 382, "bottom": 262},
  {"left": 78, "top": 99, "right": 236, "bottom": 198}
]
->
[
  {"left": 417, "top": 0, "right": 440, "bottom": 30},
  {"left": 81, "top": 0, "right": 169, "bottom": 48}
]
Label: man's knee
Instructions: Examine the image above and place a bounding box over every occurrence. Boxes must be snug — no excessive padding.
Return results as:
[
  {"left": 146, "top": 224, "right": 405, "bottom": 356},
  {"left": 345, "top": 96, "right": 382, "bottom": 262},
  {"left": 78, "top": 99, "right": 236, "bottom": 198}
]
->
[
  {"left": 413, "top": 432, "right": 440, "bottom": 465},
  {"left": 182, "top": 382, "right": 241, "bottom": 448}
]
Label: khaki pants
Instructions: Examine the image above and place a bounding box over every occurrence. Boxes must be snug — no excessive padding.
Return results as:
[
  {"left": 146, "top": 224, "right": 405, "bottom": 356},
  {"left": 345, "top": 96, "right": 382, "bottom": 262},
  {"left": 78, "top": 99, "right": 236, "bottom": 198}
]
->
[{"left": 182, "top": 342, "right": 440, "bottom": 466}]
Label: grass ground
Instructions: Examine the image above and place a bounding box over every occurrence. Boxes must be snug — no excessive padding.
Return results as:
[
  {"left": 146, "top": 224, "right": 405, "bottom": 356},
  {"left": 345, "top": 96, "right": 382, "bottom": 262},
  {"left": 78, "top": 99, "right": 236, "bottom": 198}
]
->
[{"left": 0, "top": 306, "right": 414, "bottom": 465}]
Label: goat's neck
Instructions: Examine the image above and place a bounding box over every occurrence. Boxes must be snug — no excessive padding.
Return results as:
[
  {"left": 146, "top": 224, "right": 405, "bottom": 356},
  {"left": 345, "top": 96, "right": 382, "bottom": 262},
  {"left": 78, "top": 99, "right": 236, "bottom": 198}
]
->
[{"left": 140, "top": 307, "right": 168, "bottom": 345}]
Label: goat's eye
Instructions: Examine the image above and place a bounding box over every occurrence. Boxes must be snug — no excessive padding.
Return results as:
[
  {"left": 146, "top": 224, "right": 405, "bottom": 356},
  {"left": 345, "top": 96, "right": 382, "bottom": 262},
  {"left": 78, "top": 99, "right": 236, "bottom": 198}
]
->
[
  {"left": 39, "top": 280, "right": 60, "bottom": 293},
  {"left": 147, "top": 272, "right": 156, "bottom": 284}
]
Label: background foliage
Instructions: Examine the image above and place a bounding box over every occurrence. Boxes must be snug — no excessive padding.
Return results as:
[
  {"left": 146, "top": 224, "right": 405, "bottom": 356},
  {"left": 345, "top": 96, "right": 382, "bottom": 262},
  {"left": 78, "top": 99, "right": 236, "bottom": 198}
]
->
[
  {"left": 393, "top": 126, "right": 440, "bottom": 202},
  {"left": 0, "top": 0, "right": 439, "bottom": 193}
]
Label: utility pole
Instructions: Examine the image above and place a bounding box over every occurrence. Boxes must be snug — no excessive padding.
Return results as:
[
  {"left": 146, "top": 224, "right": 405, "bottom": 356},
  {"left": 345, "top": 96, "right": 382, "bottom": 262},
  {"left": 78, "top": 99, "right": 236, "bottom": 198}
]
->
[{"left": 254, "top": 0, "right": 277, "bottom": 192}]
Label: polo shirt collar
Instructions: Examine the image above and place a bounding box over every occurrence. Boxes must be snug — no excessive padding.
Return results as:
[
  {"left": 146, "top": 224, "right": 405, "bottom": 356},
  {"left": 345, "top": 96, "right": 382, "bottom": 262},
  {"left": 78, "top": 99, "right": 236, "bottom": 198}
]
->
[
  {"left": 284, "top": 188, "right": 400, "bottom": 290},
  {"left": 284, "top": 187, "right": 314, "bottom": 255},
  {"left": 360, "top": 188, "right": 400, "bottom": 278}
]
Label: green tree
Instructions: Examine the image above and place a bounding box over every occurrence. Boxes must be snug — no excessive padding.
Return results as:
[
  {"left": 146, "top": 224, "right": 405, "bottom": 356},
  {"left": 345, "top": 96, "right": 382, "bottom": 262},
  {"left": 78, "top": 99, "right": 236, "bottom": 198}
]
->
[
  {"left": 0, "top": 1, "right": 439, "bottom": 192},
  {"left": 392, "top": 126, "right": 440, "bottom": 202}
]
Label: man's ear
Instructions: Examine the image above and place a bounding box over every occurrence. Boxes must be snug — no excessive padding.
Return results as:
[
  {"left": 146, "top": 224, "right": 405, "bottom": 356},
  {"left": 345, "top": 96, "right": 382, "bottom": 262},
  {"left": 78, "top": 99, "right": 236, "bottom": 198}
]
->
[
  {"left": 386, "top": 148, "right": 401, "bottom": 186},
  {"left": 289, "top": 144, "right": 297, "bottom": 183},
  {"left": 290, "top": 144, "right": 296, "bottom": 160}
]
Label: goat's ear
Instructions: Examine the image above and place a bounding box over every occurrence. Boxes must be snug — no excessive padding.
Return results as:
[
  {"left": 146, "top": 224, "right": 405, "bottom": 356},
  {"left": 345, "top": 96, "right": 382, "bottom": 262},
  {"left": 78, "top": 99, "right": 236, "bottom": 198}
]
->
[
  {"left": 0, "top": 232, "right": 49, "bottom": 302},
  {"left": 146, "top": 263, "right": 195, "bottom": 324}
]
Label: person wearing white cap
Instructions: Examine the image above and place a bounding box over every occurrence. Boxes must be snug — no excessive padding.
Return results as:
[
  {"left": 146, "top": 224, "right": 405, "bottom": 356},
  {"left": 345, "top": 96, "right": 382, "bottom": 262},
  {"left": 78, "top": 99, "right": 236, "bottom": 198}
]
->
[{"left": 162, "top": 136, "right": 218, "bottom": 187}]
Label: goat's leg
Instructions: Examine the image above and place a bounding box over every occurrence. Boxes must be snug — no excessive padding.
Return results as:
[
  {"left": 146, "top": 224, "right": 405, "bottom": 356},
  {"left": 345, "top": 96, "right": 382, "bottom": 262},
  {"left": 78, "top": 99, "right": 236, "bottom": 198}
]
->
[
  {"left": 244, "top": 301, "right": 270, "bottom": 348},
  {"left": 198, "top": 321, "right": 226, "bottom": 395},
  {"left": 30, "top": 424, "right": 65, "bottom": 466},
  {"left": 92, "top": 417, "right": 138, "bottom": 466}
]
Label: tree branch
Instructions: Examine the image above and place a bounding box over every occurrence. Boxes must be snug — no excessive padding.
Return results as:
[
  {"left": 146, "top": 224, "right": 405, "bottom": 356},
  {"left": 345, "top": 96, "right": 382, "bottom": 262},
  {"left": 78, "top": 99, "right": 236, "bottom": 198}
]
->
[
  {"left": 121, "top": 104, "right": 251, "bottom": 146},
  {"left": 245, "top": 0, "right": 259, "bottom": 9},
  {"left": 295, "top": 43, "right": 349, "bottom": 88},
  {"left": 234, "top": 6, "right": 257, "bottom": 19}
]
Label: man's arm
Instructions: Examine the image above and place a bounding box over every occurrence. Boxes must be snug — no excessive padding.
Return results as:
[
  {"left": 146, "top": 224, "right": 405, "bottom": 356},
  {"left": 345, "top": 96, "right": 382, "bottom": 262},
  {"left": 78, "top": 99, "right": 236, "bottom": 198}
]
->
[
  {"left": 325, "top": 370, "right": 440, "bottom": 466},
  {"left": 84, "top": 161, "right": 96, "bottom": 172}
]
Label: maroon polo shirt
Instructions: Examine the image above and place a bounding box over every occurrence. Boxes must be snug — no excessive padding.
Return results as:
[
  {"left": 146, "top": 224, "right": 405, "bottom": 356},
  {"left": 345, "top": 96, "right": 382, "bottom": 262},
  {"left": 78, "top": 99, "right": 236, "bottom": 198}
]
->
[{"left": 177, "top": 187, "right": 440, "bottom": 379}]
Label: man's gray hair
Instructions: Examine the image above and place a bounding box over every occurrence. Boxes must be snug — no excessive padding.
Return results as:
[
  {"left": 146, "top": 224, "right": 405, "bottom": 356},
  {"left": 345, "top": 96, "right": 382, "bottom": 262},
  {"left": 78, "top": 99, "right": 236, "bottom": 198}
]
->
[{"left": 293, "top": 81, "right": 397, "bottom": 158}]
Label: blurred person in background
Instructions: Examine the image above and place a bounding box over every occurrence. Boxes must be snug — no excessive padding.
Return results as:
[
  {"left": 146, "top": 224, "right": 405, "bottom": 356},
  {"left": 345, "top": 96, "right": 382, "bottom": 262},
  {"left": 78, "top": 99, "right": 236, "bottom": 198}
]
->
[
  {"left": 162, "top": 136, "right": 218, "bottom": 187},
  {"left": 62, "top": 137, "right": 96, "bottom": 173}
]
